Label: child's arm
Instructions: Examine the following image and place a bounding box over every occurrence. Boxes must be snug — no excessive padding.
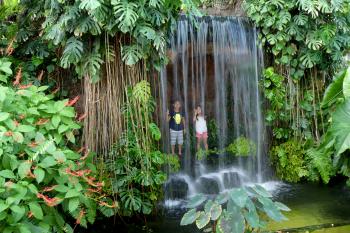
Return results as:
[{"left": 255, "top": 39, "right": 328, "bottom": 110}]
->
[
  {"left": 193, "top": 110, "right": 197, "bottom": 123},
  {"left": 166, "top": 109, "right": 171, "bottom": 122}
]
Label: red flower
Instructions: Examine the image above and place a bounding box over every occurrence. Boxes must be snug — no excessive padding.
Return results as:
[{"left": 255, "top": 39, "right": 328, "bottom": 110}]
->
[
  {"left": 13, "top": 67, "right": 22, "bottom": 86},
  {"left": 4, "top": 131, "right": 13, "bottom": 137},
  {"left": 37, "top": 193, "right": 61, "bottom": 207},
  {"left": 36, "top": 118, "right": 49, "bottom": 125},
  {"left": 19, "top": 84, "right": 33, "bottom": 89},
  {"left": 42, "top": 185, "right": 57, "bottom": 192},
  {"left": 76, "top": 209, "right": 86, "bottom": 225},
  {"left": 65, "top": 96, "right": 80, "bottom": 107},
  {"left": 77, "top": 113, "right": 87, "bottom": 122}
]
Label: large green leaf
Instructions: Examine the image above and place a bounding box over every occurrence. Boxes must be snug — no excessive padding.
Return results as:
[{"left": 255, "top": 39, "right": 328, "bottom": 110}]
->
[
  {"left": 34, "top": 168, "right": 45, "bottom": 184},
  {"left": 229, "top": 188, "right": 248, "bottom": 207},
  {"left": 330, "top": 99, "right": 350, "bottom": 157},
  {"left": 18, "top": 161, "right": 32, "bottom": 179},
  {"left": 186, "top": 194, "right": 207, "bottom": 208},
  {"left": 29, "top": 202, "right": 43, "bottom": 220},
  {"left": 322, "top": 69, "right": 347, "bottom": 107},
  {"left": 180, "top": 208, "right": 200, "bottom": 226},
  {"left": 68, "top": 197, "right": 80, "bottom": 213},
  {"left": 0, "top": 170, "right": 15, "bottom": 178},
  {"left": 343, "top": 67, "right": 350, "bottom": 98},
  {"left": 195, "top": 211, "right": 211, "bottom": 229},
  {"left": 210, "top": 203, "right": 222, "bottom": 221},
  {"left": 0, "top": 112, "right": 10, "bottom": 121},
  {"left": 251, "top": 185, "right": 272, "bottom": 198}
]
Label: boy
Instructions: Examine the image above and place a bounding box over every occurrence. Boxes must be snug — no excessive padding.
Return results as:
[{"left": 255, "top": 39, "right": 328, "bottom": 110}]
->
[{"left": 167, "top": 100, "right": 185, "bottom": 156}]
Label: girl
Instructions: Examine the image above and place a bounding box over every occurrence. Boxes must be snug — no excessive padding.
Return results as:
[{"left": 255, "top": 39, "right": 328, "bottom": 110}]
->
[{"left": 193, "top": 105, "right": 208, "bottom": 151}]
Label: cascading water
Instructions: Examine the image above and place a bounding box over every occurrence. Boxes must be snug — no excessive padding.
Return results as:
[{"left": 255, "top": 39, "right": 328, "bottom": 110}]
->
[{"left": 161, "top": 16, "right": 271, "bottom": 204}]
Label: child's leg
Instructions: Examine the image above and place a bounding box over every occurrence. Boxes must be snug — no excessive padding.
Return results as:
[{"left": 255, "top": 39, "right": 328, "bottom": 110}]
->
[
  {"left": 178, "top": 130, "right": 184, "bottom": 156},
  {"left": 197, "top": 139, "right": 201, "bottom": 151},
  {"left": 170, "top": 130, "right": 176, "bottom": 154},
  {"left": 204, "top": 137, "right": 208, "bottom": 151}
]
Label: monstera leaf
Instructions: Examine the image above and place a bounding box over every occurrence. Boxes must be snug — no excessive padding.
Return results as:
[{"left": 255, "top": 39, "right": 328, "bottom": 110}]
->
[{"left": 330, "top": 99, "right": 350, "bottom": 157}]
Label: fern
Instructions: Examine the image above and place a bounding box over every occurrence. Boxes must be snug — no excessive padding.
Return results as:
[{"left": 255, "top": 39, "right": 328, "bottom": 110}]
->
[
  {"left": 60, "top": 37, "right": 84, "bottom": 68},
  {"left": 306, "top": 148, "right": 335, "bottom": 183}
]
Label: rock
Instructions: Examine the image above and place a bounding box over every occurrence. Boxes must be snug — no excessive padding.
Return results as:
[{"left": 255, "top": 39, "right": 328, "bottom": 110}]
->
[
  {"left": 164, "top": 177, "right": 189, "bottom": 199},
  {"left": 197, "top": 177, "right": 220, "bottom": 194},
  {"left": 223, "top": 172, "right": 241, "bottom": 188}
]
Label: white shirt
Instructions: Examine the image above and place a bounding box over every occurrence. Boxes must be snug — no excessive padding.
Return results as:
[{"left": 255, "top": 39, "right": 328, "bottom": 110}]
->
[{"left": 195, "top": 116, "right": 207, "bottom": 134}]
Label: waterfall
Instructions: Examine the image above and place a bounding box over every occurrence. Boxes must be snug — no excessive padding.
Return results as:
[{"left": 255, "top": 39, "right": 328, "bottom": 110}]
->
[{"left": 161, "top": 16, "right": 270, "bottom": 202}]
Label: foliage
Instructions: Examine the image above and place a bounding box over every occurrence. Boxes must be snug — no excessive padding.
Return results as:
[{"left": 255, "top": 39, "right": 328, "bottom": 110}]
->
[
  {"left": 11, "top": 0, "right": 201, "bottom": 82},
  {"left": 180, "top": 185, "right": 290, "bottom": 233},
  {"left": 244, "top": 0, "right": 350, "bottom": 72},
  {"left": 262, "top": 67, "right": 289, "bottom": 140},
  {"left": 0, "top": 59, "right": 114, "bottom": 232},
  {"left": 226, "top": 137, "right": 256, "bottom": 156},
  {"left": 245, "top": 0, "right": 350, "bottom": 146},
  {"left": 270, "top": 140, "right": 308, "bottom": 182},
  {"left": 107, "top": 81, "right": 178, "bottom": 216}
]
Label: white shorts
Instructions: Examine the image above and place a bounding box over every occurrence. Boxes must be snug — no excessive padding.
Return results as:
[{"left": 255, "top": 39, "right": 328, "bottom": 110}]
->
[{"left": 170, "top": 129, "right": 183, "bottom": 146}]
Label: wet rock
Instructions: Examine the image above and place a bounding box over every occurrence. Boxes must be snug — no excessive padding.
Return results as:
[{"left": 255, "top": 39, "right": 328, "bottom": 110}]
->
[
  {"left": 223, "top": 172, "right": 241, "bottom": 188},
  {"left": 197, "top": 177, "right": 220, "bottom": 194},
  {"left": 164, "top": 178, "right": 189, "bottom": 199}
]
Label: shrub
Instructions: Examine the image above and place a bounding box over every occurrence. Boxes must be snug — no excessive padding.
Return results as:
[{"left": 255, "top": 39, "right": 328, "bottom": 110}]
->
[
  {"left": 226, "top": 137, "right": 256, "bottom": 156},
  {"left": 0, "top": 59, "right": 114, "bottom": 232},
  {"left": 270, "top": 140, "right": 308, "bottom": 182}
]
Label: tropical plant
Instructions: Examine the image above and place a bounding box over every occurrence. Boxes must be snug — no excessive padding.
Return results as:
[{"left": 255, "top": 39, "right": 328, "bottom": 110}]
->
[
  {"left": 226, "top": 137, "right": 256, "bottom": 156},
  {"left": 309, "top": 66, "right": 350, "bottom": 184},
  {"left": 11, "top": 0, "right": 201, "bottom": 82},
  {"left": 270, "top": 140, "right": 308, "bottom": 182},
  {"left": 180, "top": 185, "right": 290, "bottom": 233},
  {"left": 106, "top": 80, "right": 178, "bottom": 216},
  {"left": 0, "top": 59, "right": 115, "bottom": 232},
  {"left": 245, "top": 0, "right": 350, "bottom": 144}
]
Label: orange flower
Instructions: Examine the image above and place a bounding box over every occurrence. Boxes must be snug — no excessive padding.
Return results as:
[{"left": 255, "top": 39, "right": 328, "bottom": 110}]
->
[
  {"left": 28, "top": 211, "right": 34, "bottom": 218},
  {"left": 37, "top": 193, "right": 61, "bottom": 207},
  {"left": 51, "top": 86, "right": 60, "bottom": 95},
  {"left": 13, "top": 67, "right": 22, "bottom": 86},
  {"left": 6, "top": 38, "right": 14, "bottom": 56},
  {"left": 42, "top": 185, "right": 57, "bottom": 192},
  {"left": 77, "top": 113, "right": 87, "bottom": 122},
  {"left": 65, "top": 96, "right": 80, "bottom": 107},
  {"left": 19, "top": 84, "right": 33, "bottom": 89},
  {"left": 28, "top": 141, "right": 38, "bottom": 148},
  {"left": 36, "top": 118, "right": 49, "bottom": 125},
  {"left": 4, "top": 131, "right": 13, "bottom": 137},
  {"left": 76, "top": 209, "right": 86, "bottom": 225}
]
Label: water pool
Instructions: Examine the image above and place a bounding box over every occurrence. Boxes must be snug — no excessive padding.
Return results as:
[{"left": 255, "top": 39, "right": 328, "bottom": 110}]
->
[{"left": 80, "top": 183, "right": 350, "bottom": 233}]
